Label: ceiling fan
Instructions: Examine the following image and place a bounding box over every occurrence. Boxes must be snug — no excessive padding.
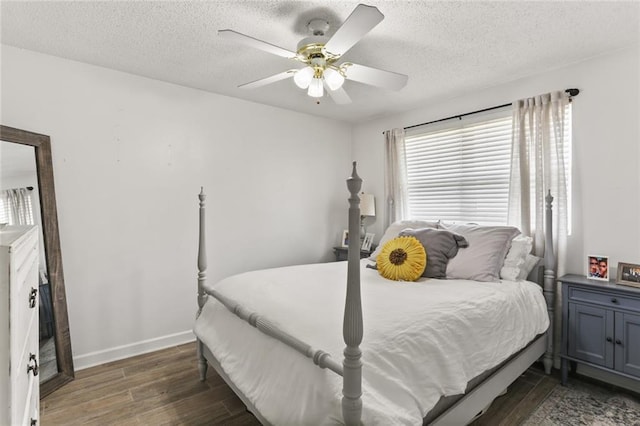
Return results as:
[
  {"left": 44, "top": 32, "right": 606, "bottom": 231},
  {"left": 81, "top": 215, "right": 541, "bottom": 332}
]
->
[{"left": 219, "top": 4, "right": 408, "bottom": 104}]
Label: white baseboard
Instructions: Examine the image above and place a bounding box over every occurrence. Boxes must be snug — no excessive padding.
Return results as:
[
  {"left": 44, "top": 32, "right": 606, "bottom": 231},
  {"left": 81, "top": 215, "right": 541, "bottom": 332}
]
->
[{"left": 73, "top": 330, "right": 196, "bottom": 371}]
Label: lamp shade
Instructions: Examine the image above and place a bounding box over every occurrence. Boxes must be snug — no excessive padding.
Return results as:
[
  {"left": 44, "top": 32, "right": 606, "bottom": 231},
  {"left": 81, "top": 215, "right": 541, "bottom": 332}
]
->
[{"left": 360, "top": 193, "right": 375, "bottom": 217}]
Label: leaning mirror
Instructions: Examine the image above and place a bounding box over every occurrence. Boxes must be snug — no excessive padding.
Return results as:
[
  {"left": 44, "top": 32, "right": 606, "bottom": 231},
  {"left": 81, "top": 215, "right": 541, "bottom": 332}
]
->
[{"left": 0, "top": 125, "right": 74, "bottom": 397}]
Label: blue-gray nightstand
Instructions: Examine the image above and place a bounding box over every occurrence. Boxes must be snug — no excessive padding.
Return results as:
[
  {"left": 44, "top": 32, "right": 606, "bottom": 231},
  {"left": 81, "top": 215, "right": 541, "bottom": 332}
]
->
[{"left": 559, "top": 274, "right": 640, "bottom": 386}]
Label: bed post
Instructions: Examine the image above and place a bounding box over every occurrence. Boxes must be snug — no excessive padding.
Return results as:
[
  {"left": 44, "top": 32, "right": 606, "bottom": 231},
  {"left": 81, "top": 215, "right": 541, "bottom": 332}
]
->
[
  {"left": 542, "top": 190, "right": 556, "bottom": 375},
  {"left": 197, "top": 187, "right": 209, "bottom": 381},
  {"left": 343, "top": 162, "right": 364, "bottom": 426}
]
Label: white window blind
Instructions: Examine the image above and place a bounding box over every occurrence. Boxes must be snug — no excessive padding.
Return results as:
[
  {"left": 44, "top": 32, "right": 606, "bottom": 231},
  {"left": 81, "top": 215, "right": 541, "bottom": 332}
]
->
[
  {"left": 404, "top": 104, "right": 571, "bottom": 227},
  {"left": 404, "top": 108, "right": 513, "bottom": 225},
  {"left": 0, "top": 198, "right": 8, "bottom": 224}
]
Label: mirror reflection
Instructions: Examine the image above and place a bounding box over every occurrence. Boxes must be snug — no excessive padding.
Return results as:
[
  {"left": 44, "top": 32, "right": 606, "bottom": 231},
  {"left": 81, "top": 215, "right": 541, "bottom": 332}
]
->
[{"left": 0, "top": 141, "right": 58, "bottom": 382}]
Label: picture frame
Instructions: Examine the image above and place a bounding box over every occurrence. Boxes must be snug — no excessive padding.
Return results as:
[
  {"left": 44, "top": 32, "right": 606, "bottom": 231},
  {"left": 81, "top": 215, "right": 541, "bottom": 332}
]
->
[
  {"left": 616, "top": 262, "right": 640, "bottom": 288},
  {"left": 361, "top": 233, "right": 375, "bottom": 251},
  {"left": 587, "top": 255, "right": 609, "bottom": 281},
  {"left": 341, "top": 230, "right": 349, "bottom": 248}
]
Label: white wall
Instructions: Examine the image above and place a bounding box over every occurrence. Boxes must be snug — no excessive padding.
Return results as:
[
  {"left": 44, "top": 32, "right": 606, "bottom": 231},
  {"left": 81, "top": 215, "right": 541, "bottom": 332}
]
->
[
  {"left": 353, "top": 46, "right": 640, "bottom": 277},
  {"left": 1, "top": 46, "right": 352, "bottom": 368}
]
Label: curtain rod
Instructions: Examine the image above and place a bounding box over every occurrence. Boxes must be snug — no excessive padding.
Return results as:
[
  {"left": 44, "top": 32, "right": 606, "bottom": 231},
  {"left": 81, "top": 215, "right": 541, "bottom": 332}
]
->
[
  {"left": 4, "top": 186, "right": 34, "bottom": 191},
  {"left": 388, "top": 88, "right": 579, "bottom": 134}
]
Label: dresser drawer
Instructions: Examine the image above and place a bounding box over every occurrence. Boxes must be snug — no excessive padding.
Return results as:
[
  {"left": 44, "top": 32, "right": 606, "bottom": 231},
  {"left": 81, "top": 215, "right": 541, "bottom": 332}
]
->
[
  {"left": 12, "top": 250, "right": 39, "bottom": 367},
  {"left": 12, "top": 237, "right": 38, "bottom": 297},
  {"left": 568, "top": 287, "right": 640, "bottom": 313},
  {"left": 11, "top": 310, "right": 39, "bottom": 424},
  {"left": 26, "top": 383, "right": 39, "bottom": 426},
  {"left": 10, "top": 228, "right": 38, "bottom": 276}
]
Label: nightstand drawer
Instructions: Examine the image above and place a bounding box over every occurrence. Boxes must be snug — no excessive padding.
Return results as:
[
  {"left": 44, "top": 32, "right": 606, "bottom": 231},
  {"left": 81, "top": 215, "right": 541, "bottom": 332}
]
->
[{"left": 568, "top": 287, "right": 640, "bottom": 313}]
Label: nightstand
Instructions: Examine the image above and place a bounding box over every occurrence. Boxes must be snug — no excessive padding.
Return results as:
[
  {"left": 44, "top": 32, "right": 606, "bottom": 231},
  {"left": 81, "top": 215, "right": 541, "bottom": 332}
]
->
[
  {"left": 559, "top": 274, "right": 640, "bottom": 386},
  {"left": 333, "top": 246, "right": 374, "bottom": 262}
]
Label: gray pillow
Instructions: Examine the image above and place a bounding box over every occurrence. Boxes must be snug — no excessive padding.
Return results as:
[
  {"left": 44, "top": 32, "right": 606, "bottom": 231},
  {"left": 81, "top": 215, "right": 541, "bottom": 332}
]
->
[
  {"left": 441, "top": 224, "right": 520, "bottom": 282},
  {"left": 399, "top": 228, "right": 468, "bottom": 278},
  {"left": 370, "top": 219, "right": 439, "bottom": 261}
]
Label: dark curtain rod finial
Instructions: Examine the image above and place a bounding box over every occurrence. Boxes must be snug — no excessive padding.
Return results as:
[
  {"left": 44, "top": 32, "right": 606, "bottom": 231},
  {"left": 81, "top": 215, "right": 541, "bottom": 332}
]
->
[{"left": 565, "top": 88, "right": 579, "bottom": 97}]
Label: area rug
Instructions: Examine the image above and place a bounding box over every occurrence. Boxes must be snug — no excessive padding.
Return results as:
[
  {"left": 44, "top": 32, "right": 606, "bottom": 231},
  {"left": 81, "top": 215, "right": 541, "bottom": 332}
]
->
[{"left": 523, "top": 380, "right": 640, "bottom": 425}]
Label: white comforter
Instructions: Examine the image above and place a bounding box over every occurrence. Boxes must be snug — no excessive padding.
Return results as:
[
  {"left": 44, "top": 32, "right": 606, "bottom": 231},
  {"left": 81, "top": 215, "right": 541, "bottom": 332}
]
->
[{"left": 194, "top": 260, "right": 549, "bottom": 425}]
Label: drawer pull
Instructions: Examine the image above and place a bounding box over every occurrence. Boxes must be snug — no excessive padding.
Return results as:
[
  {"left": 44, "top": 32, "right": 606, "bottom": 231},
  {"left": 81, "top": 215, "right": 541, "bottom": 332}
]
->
[
  {"left": 615, "top": 339, "right": 623, "bottom": 346},
  {"left": 611, "top": 297, "right": 618, "bottom": 304},
  {"left": 27, "top": 353, "right": 39, "bottom": 377},
  {"left": 29, "top": 287, "right": 38, "bottom": 309},
  {"left": 606, "top": 337, "right": 612, "bottom": 342}
]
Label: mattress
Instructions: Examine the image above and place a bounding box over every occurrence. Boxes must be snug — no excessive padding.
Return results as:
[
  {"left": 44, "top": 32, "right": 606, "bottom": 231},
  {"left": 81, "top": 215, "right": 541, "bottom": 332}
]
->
[{"left": 194, "top": 259, "right": 549, "bottom": 425}]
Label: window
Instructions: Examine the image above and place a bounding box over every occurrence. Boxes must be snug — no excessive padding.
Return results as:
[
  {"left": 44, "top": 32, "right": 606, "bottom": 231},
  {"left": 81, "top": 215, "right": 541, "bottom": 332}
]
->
[
  {"left": 404, "top": 105, "right": 571, "bottom": 226},
  {"left": 0, "top": 189, "right": 34, "bottom": 225},
  {"left": 0, "top": 197, "right": 8, "bottom": 224}
]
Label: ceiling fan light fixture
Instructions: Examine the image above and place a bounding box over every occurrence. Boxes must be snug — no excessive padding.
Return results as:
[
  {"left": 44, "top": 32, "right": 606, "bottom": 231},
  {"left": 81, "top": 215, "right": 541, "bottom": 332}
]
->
[
  {"left": 294, "top": 66, "right": 314, "bottom": 89},
  {"left": 323, "top": 67, "right": 345, "bottom": 91},
  {"left": 308, "top": 77, "right": 324, "bottom": 98},
  {"left": 221, "top": 4, "right": 407, "bottom": 106}
]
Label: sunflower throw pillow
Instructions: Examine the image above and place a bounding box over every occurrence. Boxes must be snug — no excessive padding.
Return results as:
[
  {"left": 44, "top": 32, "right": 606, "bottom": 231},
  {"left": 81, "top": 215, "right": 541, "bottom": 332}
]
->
[{"left": 377, "top": 236, "right": 427, "bottom": 281}]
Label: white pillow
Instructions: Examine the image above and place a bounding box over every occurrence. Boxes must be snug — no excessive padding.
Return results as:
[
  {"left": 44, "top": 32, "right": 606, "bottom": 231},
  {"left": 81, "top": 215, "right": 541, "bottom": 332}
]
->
[
  {"left": 369, "top": 219, "right": 439, "bottom": 261},
  {"left": 518, "top": 254, "right": 542, "bottom": 281},
  {"left": 441, "top": 223, "right": 520, "bottom": 282},
  {"left": 500, "top": 265, "right": 522, "bottom": 282},
  {"left": 500, "top": 235, "right": 533, "bottom": 281}
]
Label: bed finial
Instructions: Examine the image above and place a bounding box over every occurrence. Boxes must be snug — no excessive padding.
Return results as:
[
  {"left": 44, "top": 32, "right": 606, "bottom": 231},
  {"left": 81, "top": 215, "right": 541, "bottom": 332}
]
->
[
  {"left": 343, "top": 161, "right": 363, "bottom": 425},
  {"left": 346, "top": 161, "right": 362, "bottom": 194}
]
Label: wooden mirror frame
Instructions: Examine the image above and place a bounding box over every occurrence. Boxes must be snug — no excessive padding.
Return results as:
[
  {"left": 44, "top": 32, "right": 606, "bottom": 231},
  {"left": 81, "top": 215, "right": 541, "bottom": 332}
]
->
[{"left": 1, "top": 125, "right": 74, "bottom": 396}]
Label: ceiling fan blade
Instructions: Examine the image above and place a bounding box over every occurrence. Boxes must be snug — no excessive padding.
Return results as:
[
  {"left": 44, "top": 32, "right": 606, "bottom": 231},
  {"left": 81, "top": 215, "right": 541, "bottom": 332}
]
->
[
  {"left": 238, "top": 70, "right": 296, "bottom": 89},
  {"left": 219, "top": 29, "right": 297, "bottom": 59},
  {"left": 343, "top": 63, "right": 408, "bottom": 91},
  {"left": 324, "top": 83, "right": 352, "bottom": 105},
  {"left": 323, "top": 4, "right": 384, "bottom": 57}
]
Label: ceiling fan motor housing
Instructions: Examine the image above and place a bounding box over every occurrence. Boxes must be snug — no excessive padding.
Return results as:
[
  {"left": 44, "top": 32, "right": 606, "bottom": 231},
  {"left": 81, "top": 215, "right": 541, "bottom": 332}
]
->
[{"left": 308, "top": 19, "right": 329, "bottom": 36}]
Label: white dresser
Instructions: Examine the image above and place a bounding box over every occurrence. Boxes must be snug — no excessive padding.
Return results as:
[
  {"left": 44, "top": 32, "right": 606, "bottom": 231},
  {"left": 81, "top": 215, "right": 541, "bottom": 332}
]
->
[{"left": 1, "top": 226, "right": 40, "bottom": 426}]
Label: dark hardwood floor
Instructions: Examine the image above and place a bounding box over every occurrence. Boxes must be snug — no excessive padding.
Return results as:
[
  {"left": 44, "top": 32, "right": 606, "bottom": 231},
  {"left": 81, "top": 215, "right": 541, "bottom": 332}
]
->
[
  {"left": 41, "top": 342, "right": 259, "bottom": 425},
  {"left": 41, "top": 341, "right": 558, "bottom": 425},
  {"left": 469, "top": 363, "right": 558, "bottom": 426}
]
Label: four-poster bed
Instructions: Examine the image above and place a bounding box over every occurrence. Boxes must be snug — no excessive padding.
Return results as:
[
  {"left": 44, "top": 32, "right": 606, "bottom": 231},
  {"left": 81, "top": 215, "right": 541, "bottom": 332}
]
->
[{"left": 194, "top": 163, "right": 557, "bottom": 425}]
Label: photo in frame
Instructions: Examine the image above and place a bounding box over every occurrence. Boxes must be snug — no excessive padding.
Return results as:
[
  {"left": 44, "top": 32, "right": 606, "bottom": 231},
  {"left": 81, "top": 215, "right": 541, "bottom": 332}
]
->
[
  {"left": 616, "top": 262, "right": 640, "bottom": 288},
  {"left": 587, "top": 255, "right": 609, "bottom": 281},
  {"left": 361, "top": 233, "right": 375, "bottom": 251},
  {"left": 341, "top": 230, "right": 349, "bottom": 248}
]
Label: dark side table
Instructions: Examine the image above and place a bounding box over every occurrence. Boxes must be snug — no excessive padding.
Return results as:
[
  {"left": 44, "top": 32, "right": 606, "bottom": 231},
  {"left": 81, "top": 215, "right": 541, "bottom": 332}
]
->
[{"left": 333, "top": 246, "right": 374, "bottom": 261}]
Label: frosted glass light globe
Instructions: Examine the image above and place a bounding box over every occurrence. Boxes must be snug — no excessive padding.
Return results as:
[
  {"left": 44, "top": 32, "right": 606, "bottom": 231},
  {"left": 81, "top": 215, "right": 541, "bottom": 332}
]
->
[
  {"left": 294, "top": 67, "right": 314, "bottom": 89},
  {"left": 323, "top": 68, "right": 345, "bottom": 91},
  {"left": 308, "top": 77, "right": 324, "bottom": 98}
]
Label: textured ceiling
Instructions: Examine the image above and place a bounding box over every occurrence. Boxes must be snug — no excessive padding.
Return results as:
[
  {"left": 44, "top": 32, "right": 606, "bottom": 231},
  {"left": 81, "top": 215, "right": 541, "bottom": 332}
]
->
[{"left": 1, "top": 1, "right": 639, "bottom": 123}]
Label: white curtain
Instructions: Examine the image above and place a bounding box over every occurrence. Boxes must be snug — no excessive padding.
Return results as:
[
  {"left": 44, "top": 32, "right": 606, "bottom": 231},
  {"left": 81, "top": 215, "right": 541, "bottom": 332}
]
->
[
  {"left": 1, "top": 188, "right": 35, "bottom": 225},
  {"left": 383, "top": 128, "right": 408, "bottom": 228},
  {"left": 507, "top": 91, "right": 569, "bottom": 276},
  {"left": 507, "top": 91, "right": 570, "bottom": 369}
]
